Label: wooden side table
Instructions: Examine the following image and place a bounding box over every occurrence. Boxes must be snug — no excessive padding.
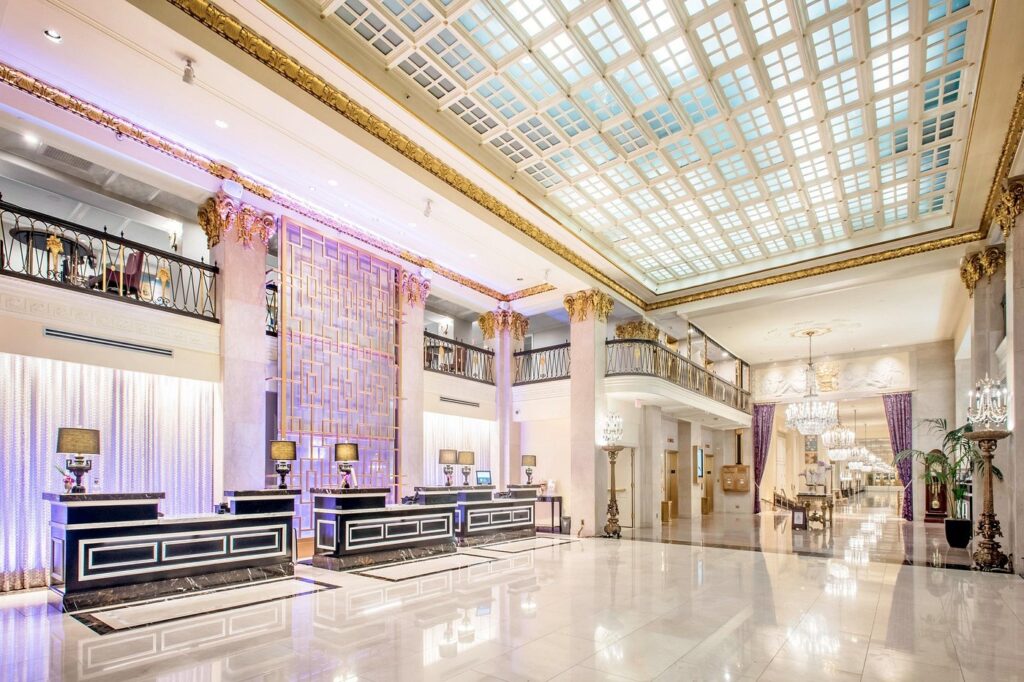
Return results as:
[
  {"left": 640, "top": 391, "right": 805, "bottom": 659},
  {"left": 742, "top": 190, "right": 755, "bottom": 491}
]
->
[{"left": 537, "top": 494, "right": 563, "bottom": 534}]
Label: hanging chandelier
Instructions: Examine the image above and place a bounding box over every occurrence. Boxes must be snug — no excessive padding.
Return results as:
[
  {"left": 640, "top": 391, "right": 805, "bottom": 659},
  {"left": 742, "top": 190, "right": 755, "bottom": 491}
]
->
[
  {"left": 827, "top": 408, "right": 861, "bottom": 462},
  {"left": 967, "top": 374, "right": 1008, "bottom": 428},
  {"left": 785, "top": 330, "right": 838, "bottom": 436}
]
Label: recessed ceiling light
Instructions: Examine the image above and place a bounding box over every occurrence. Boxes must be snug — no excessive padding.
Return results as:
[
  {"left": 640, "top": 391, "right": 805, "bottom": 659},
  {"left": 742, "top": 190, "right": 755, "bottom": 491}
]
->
[
  {"left": 468, "top": 253, "right": 477, "bottom": 258},
  {"left": 328, "top": 179, "right": 338, "bottom": 187},
  {"left": 214, "top": 119, "right": 229, "bottom": 129},
  {"left": 23, "top": 132, "right": 39, "bottom": 145},
  {"left": 308, "top": 186, "right": 315, "bottom": 191},
  {"left": 43, "top": 29, "right": 62, "bottom": 43},
  {"left": 408, "top": 222, "right": 417, "bottom": 228}
]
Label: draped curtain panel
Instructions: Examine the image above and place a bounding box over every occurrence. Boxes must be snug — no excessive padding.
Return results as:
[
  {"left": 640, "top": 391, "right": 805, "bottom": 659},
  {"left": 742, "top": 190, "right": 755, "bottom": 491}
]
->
[
  {"left": 422, "top": 412, "right": 498, "bottom": 487},
  {"left": 0, "top": 353, "right": 217, "bottom": 592},
  {"left": 883, "top": 392, "right": 914, "bottom": 521},
  {"left": 752, "top": 403, "right": 776, "bottom": 514}
]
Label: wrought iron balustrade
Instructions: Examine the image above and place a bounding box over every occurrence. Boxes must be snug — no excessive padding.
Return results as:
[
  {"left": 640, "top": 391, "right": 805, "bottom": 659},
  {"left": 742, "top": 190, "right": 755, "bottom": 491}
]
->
[
  {"left": 606, "top": 339, "right": 752, "bottom": 413},
  {"left": 513, "top": 343, "right": 570, "bottom": 385},
  {"left": 423, "top": 331, "right": 495, "bottom": 384},
  {"left": 0, "top": 196, "right": 218, "bottom": 321}
]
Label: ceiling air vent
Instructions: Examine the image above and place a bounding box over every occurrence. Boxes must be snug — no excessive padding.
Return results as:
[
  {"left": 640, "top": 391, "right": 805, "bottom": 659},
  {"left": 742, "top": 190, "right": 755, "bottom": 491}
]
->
[
  {"left": 439, "top": 396, "right": 480, "bottom": 408},
  {"left": 43, "top": 328, "right": 173, "bottom": 357},
  {"left": 40, "top": 145, "right": 95, "bottom": 172}
]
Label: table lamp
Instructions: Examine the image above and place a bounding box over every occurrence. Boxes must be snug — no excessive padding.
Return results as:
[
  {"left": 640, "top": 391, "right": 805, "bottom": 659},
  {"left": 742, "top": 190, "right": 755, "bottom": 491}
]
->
[
  {"left": 57, "top": 428, "right": 100, "bottom": 494},
  {"left": 521, "top": 454, "right": 537, "bottom": 485},
  {"left": 270, "top": 440, "right": 296, "bottom": 489},
  {"left": 335, "top": 443, "right": 359, "bottom": 488},
  {"left": 439, "top": 449, "right": 457, "bottom": 486},
  {"left": 458, "top": 451, "right": 475, "bottom": 486}
]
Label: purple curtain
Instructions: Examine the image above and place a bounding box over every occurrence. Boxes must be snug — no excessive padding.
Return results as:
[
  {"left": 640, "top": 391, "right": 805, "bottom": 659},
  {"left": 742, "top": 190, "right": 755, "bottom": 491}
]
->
[
  {"left": 883, "top": 392, "right": 913, "bottom": 521},
  {"left": 752, "top": 403, "right": 776, "bottom": 514}
]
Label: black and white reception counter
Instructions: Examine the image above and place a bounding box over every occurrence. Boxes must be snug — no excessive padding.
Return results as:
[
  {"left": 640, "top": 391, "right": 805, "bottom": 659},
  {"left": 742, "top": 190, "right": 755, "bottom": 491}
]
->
[
  {"left": 43, "top": 489, "right": 300, "bottom": 611},
  {"left": 415, "top": 484, "right": 541, "bottom": 546}
]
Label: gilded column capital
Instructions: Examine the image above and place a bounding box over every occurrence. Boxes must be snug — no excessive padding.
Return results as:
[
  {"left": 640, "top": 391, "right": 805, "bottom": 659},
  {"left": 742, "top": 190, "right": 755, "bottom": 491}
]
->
[
  {"left": 563, "top": 289, "right": 615, "bottom": 323},
  {"left": 479, "top": 309, "right": 529, "bottom": 340},
  {"left": 960, "top": 246, "right": 1006, "bottom": 297},
  {"left": 992, "top": 178, "right": 1024, "bottom": 238},
  {"left": 400, "top": 271, "right": 431, "bottom": 308},
  {"left": 614, "top": 319, "right": 660, "bottom": 340},
  {"left": 198, "top": 191, "right": 277, "bottom": 250}
]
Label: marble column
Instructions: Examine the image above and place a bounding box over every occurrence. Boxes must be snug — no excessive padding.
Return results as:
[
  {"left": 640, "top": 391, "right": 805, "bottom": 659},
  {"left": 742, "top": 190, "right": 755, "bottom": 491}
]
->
[
  {"left": 564, "top": 289, "right": 614, "bottom": 535},
  {"left": 398, "top": 272, "right": 430, "bottom": 498},
  {"left": 199, "top": 192, "right": 277, "bottom": 492},
  {"left": 637, "top": 404, "right": 664, "bottom": 528},
  {"left": 480, "top": 309, "right": 528, "bottom": 490}
]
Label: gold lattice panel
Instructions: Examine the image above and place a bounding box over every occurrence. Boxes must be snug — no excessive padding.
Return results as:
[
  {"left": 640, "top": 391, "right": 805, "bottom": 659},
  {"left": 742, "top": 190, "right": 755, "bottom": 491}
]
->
[{"left": 279, "top": 218, "right": 400, "bottom": 537}]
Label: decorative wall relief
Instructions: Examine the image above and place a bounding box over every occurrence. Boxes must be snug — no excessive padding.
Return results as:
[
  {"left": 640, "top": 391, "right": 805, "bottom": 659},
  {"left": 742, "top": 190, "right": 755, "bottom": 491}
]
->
[
  {"left": 754, "top": 352, "right": 911, "bottom": 402},
  {"left": 278, "top": 218, "right": 400, "bottom": 537}
]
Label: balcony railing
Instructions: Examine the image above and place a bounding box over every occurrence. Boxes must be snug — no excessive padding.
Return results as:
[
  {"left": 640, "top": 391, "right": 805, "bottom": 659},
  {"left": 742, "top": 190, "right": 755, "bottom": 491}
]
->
[
  {"left": 423, "top": 332, "right": 494, "bottom": 384},
  {"left": 0, "top": 196, "right": 218, "bottom": 321},
  {"left": 606, "top": 339, "right": 752, "bottom": 413},
  {"left": 266, "top": 282, "right": 279, "bottom": 336},
  {"left": 514, "top": 343, "right": 570, "bottom": 385}
]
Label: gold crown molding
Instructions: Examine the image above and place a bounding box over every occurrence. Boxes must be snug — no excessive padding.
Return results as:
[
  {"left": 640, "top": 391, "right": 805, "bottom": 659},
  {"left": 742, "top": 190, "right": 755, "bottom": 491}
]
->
[
  {"left": 563, "top": 289, "right": 615, "bottom": 323},
  {"left": 163, "top": 0, "right": 644, "bottom": 308},
  {"left": 615, "top": 320, "right": 660, "bottom": 340},
  {"left": 960, "top": 246, "right": 1006, "bottom": 297},
  {"left": 0, "top": 59, "right": 552, "bottom": 304},
  {"left": 198, "top": 191, "right": 277, "bottom": 249},
  {"left": 399, "top": 270, "right": 431, "bottom": 308},
  {"left": 478, "top": 309, "right": 529, "bottom": 340},
  {"left": 982, "top": 75, "right": 1024, "bottom": 234}
]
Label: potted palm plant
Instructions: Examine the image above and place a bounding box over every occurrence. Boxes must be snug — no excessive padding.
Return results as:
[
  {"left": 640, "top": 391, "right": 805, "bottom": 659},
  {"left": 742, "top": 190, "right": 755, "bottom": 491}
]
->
[{"left": 894, "top": 419, "right": 1001, "bottom": 549}]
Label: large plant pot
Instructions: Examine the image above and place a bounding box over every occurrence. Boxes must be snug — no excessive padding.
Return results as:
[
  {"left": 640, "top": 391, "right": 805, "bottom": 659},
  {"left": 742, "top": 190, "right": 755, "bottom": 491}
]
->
[{"left": 944, "top": 518, "right": 972, "bottom": 549}]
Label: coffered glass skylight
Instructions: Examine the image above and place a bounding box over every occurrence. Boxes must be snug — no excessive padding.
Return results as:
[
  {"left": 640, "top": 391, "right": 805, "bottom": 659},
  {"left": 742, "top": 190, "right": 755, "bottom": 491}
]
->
[{"left": 327, "top": 0, "right": 988, "bottom": 292}]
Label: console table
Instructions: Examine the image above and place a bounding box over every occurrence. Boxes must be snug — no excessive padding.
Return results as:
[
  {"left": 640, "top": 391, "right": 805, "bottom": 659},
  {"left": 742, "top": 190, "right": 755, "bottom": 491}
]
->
[
  {"left": 44, "top": 489, "right": 300, "bottom": 611},
  {"left": 537, "top": 495, "right": 564, "bottom": 534}
]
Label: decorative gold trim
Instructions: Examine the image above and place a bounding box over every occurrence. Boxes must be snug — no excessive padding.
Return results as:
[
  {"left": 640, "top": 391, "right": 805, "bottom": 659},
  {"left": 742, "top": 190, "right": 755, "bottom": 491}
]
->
[
  {"left": 615, "top": 320, "right": 659, "bottom": 340},
  {"left": 399, "top": 270, "right": 431, "bottom": 308},
  {"left": 478, "top": 309, "right": 529, "bottom": 340},
  {"left": 982, "top": 75, "right": 1024, "bottom": 233},
  {"left": 992, "top": 178, "right": 1024, "bottom": 238},
  {"left": 163, "top": 0, "right": 643, "bottom": 307},
  {"left": 503, "top": 283, "right": 557, "bottom": 301},
  {"left": 563, "top": 289, "right": 615, "bottom": 323},
  {"left": 0, "top": 59, "right": 552, "bottom": 303},
  {"left": 960, "top": 246, "right": 1006, "bottom": 297},
  {"left": 198, "top": 192, "right": 278, "bottom": 250}
]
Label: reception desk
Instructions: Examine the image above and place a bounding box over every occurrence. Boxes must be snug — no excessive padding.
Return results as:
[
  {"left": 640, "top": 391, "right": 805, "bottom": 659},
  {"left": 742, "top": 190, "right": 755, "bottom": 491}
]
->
[
  {"left": 44, "top": 489, "right": 299, "bottom": 611},
  {"left": 311, "top": 487, "right": 457, "bottom": 571},
  {"left": 415, "top": 484, "right": 540, "bottom": 546}
]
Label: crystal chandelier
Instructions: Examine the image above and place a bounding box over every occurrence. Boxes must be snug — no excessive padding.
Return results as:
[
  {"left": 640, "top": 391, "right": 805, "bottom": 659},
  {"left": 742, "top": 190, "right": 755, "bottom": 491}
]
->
[
  {"left": 602, "top": 412, "right": 623, "bottom": 447},
  {"left": 785, "top": 331, "right": 838, "bottom": 436},
  {"left": 967, "top": 374, "right": 1008, "bottom": 429},
  {"left": 822, "top": 419, "right": 855, "bottom": 462}
]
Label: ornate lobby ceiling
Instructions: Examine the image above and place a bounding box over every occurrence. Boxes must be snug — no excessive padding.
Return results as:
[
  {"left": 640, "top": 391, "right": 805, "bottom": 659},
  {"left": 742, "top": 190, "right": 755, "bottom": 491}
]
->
[{"left": 299, "top": 0, "right": 989, "bottom": 294}]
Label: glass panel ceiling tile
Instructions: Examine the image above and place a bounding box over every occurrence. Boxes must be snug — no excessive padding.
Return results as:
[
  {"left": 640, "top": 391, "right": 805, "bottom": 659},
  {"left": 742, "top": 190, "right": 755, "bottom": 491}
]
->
[{"left": 328, "top": 0, "right": 989, "bottom": 289}]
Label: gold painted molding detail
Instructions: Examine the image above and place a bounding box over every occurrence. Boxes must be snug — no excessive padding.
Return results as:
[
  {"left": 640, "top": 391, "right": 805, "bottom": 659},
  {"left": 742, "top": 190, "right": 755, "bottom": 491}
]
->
[
  {"left": 478, "top": 309, "right": 529, "bottom": 340},
  {"left": 564, "top": 289, "right": 615, "bottom": 323},
  {"left": 0, "top": 59, "right": 552, "bottom": 304},
  {"left": 615, "top": 320, "right": 659, "bottom": 340},
  {"left": 164, "top": 0, "right": 642, "bottom": 307},
  {"left": 960, "top": 246, "right": 1006, "bottom": 297},
  {"left": 399, "top": 271, "right": 431, "bottom": 308},
  {"left": 992, "top": 178, "right": 1024, "bottom": 238},
  {"left": 198, "top": 192, "right": 277, "bottom": 249},
  {"left": 982, "top": 75, "right": 1024, "bottom": 234}
]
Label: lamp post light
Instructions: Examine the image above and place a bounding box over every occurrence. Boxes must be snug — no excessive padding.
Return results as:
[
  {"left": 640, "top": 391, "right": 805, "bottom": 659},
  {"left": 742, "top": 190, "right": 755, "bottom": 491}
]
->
[
  {"left": 601, "top": 413, "right": 624, "bottom": 539},
  {"left": 966, "top": 374, "right": 1012, "bottom": 573}
]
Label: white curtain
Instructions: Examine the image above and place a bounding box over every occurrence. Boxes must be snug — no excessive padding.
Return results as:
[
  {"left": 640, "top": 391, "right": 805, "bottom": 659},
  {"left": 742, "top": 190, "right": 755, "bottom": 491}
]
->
[
  {"left": 0, "top": 353, "right": 217, "bottom": 592},
  {"left": 422, "top": 412, "right": 499, "bottom": 487}
]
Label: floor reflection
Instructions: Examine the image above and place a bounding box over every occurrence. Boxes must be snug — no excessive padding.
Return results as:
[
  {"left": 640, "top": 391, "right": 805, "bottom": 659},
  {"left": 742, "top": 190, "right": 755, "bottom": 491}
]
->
[{"left": 628, "top": 490, "right": 975, "bottom": 569}]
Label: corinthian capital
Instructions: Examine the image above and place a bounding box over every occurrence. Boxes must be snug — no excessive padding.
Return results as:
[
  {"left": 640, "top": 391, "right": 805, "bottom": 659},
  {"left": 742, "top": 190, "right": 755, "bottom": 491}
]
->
[
  {"left": 478, "top": 309, "right": 529, "bottom": 340},
  {"left": 960, "top": 245, "right": 1005, "bottom": 297},
  {"left": 992, "top": 178, "right": 1024, "bottom": 238},
  {"left": 400, "top": 271, "right": 431, "bottom": 308},
  {"left": 198, "top": 191, "right": 277, "bottom": 250},
  {"left": 563, "top": 289, "right": 614, "bottom": 323}
]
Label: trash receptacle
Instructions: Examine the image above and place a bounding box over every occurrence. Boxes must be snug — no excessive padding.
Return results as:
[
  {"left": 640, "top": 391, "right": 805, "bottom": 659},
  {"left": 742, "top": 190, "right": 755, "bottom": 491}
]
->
[{"left": 560, "top": 515, "right": 571, "bottom": 534}]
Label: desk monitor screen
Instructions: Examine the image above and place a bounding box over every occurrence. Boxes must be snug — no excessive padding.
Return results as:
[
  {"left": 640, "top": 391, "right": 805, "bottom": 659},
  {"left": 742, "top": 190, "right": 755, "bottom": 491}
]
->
[{"left": 476, "top": 470, "right": 492, "bottom": 485}]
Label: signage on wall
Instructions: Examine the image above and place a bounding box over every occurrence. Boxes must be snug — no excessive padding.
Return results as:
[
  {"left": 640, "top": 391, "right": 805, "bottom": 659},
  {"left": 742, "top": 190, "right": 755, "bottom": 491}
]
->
[{"left": 693, "top": 446, "right": 704, "bottom": 483}]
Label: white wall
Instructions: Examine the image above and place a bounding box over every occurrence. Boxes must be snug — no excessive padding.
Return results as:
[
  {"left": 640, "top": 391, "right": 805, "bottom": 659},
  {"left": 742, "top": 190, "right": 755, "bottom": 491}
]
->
[{"left": 424, "top": 371, "right": 497, "bottom": 421}]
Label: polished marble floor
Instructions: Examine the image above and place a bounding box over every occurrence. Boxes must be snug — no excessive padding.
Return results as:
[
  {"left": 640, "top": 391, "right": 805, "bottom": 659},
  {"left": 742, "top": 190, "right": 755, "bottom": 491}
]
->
[
  {"left": 629, "top": 491, "right": 974, "bottom": 570},
  {"left": 2, "top": 524, "right": 1023, "bottom": 681}
]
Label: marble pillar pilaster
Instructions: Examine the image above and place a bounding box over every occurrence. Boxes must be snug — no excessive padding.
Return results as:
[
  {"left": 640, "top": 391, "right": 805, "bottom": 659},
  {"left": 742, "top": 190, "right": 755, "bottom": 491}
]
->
[
  {"left": 398, "top": 272, "right": 430, "bottom": 498},
  {"left": 480, "top": 309, "right": 527, "bottom": 490}
]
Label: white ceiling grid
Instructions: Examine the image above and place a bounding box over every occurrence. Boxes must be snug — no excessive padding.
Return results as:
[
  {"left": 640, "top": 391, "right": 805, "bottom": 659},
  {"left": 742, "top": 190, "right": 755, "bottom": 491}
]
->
[{"left": 326, "top": 0, "right": 987, "bottom": 293}]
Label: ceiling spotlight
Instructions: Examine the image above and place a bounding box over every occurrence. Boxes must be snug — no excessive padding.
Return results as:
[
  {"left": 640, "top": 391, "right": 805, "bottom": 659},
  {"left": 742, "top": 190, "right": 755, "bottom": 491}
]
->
[
  {"left": 182, "top": 58, "right": 196, "bottom": 85},
  {"left": 328, "top": 179, "right": 338, "bottom": 187},
  {"left": 423, "top": 198, "right": 433, "bottom": 218},
  {"left": 43, "top": 29, "right": 62, "bottom": 43},
  {"left": 214, "top": 119, "right": 228, "bottom": 129},
  {"left": 468, "top": 253, "right": 477, "bottom": 258},
  {"left": 23, "top": 132, "right": 39, "bottom": 146}
]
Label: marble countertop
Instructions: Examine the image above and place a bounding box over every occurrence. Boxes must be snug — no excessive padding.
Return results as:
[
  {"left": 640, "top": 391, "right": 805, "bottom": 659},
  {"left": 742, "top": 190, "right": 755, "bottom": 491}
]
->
[
  {"left": 42, "top": 492, "right": 166, "bottom": 502},
  {"left": 223, "top": 489, "right": 301, "bottom": 497},
  {"left": 310, "top": 487, "right": 390, "bottom": 495},
  {"left": 414, "top": 485, "right": 495, "bottom": 491}
]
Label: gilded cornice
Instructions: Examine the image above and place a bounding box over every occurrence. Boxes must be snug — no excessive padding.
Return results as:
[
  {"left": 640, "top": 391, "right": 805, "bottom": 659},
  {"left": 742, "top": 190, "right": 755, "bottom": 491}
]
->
[
  {"left": 0, "top": 59, "right": 548, "bottom": 304},
  {"left": 960, "top": 246, "right": 1006, "bottom": 297},
  {"left": 563, "top": 289, "right": 615, "bottom": 323},
  {"left": 399, "top": 271, "right": 431, "bottom": 308},
  {"left": 478, "top": 309, "right": 529, "bottom": 340},
  {"left": 198, "top": 192, "right": 277, "bottom": 249},
  {"left": 614, "top": 320, "right": 660, "bottom": 340},
  {"left": 163, "top": 0, "right": 643, "bottom": 308},
  {"left": 981, "top": 75, "right": 1024, "bottom": 235},
  {"left": 992, "top": 178, "right": 1024, "bottom": 238}
]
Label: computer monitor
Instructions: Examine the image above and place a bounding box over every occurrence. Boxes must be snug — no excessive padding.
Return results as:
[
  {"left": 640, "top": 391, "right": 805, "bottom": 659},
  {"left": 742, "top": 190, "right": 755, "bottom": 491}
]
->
[{"left": 476, "top": 470, "right": 492, "bottom": 485}]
